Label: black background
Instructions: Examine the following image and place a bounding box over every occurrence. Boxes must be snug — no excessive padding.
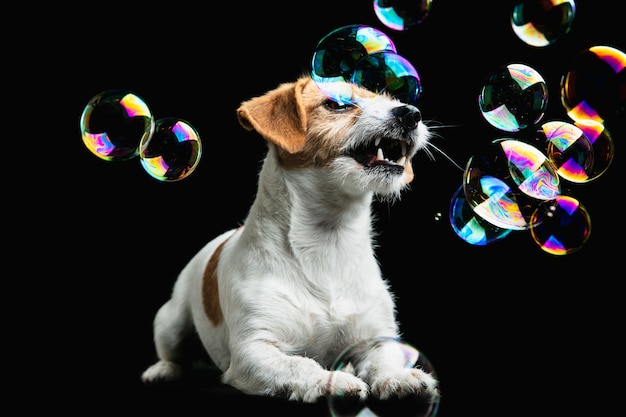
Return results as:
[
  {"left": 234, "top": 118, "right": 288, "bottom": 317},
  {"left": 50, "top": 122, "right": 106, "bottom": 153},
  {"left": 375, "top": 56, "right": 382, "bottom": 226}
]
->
[{"left": 18, "top": 1, "right": 624, "bottom": 415}]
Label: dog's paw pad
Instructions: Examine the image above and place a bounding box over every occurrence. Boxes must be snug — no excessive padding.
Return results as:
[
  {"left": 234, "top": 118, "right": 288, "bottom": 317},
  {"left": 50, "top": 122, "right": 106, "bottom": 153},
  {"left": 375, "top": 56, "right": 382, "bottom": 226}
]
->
[{"left": 141, "top": 360, "right": 184, "bottom": 383}]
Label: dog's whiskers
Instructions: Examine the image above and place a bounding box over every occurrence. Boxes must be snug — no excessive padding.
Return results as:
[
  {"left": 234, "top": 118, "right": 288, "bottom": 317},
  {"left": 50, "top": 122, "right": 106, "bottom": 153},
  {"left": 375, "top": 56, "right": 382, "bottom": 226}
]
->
[{"left": 423, "top": 122, "right": 465, "bottom": 172}]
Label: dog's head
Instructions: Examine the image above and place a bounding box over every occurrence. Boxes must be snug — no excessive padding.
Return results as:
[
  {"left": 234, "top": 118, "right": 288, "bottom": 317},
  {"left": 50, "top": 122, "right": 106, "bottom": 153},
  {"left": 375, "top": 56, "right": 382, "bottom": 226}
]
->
[{"left": 237, "top": 76, "right": 431, "bottom": 200}]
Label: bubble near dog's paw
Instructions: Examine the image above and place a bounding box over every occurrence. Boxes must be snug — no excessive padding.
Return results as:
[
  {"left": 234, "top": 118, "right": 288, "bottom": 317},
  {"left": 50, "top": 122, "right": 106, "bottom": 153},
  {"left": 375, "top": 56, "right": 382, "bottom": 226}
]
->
[
  {"left": 370, "top": 368, "right": 439, "bottom": 400},
  {"left": 141, "top": 360, "right": 184, "bottom": 383}
]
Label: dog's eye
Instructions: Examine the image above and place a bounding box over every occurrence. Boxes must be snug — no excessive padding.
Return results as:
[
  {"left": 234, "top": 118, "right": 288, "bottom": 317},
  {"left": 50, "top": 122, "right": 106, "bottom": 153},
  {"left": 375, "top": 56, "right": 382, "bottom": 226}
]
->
[{"left": 325, "top": 100, "right": 353, "bottom": 111}]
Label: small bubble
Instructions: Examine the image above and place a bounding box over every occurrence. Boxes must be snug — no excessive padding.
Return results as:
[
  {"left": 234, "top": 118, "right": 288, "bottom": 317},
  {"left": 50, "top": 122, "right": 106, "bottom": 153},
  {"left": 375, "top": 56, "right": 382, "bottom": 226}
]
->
[
  {"left": 373, "top": 0, "right": 433, "bottom": 31},
  {"left": 80, "top": 90, "right": 154, "bottom": 161},
  {"left": 530, "top": 195, "right": 591, "bottom": 255},
  {"left": 478, "top": 63, "right": 548, "bottom": 132},
  {"left": 511, "top": 0, "right": 576, "bottom": 47},
  {"left": 139, "top": 117, "right": 202, "bottom": 182},
  {"left": 449, "top": 185, "right": 513, "bottom": 245}
]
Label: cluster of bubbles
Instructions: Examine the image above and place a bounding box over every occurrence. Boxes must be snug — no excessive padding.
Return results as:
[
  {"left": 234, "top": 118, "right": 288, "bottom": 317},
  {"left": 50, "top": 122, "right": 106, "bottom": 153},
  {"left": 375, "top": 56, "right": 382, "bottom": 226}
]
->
[
  {"left": 360, "top": 0, "right": 624, "bottom": 256},
  {"left": 79, "top": 90, "right": 202, "bottom": 182},
  {"left": 326, "top": 337, "right": 439, "bottom": 417},
  {"left": 447, "top": 32, "right": 624, "bottom": 254},
  {"left": 311, "top": 24, "right": 422, "bottom": 106}
]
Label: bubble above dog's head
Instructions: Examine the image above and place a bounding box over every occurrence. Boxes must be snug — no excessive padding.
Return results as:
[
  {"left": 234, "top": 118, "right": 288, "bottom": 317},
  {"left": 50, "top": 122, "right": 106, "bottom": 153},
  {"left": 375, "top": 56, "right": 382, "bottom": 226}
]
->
[{"left": 312, "top": 24, "right": 422, "bottom": 106}]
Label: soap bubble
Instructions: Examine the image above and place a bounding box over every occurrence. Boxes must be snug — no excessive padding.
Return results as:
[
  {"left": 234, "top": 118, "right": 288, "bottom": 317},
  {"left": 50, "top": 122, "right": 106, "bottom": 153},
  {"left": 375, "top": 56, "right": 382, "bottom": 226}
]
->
[
  {"left": 449, "top": 185, "right": 513, "bottom": 245},
  {"left": 510, "top": 0, "right": 576, "bottom": 47},
  {"left": 478, "top": 63, "right": 548, "bottom": 132},
  {"left": 312, "top": 24, "right": 396, "bottom": 105},
  {"left": 537, "top": 120, "right": 594, "bottom": 183},
  {"left": 530, "top": 195, "right": 591, "bottom": 255},
  {"left": 327, "top": 337, "right": 440, "bottom": 417},
  {"left": 560, "top": 45, "right": 626, "bottom": 123},
  {"left": 139, "top": 117, "right": 202, "bottom": 182},
  {"left": 351, "top": 51, "right": 422, "bottom": 104},
  {"left": 80, "top": 90, "right": 154, "bottom": 161},
  {"left": 463, "top": 138, "right": 561, "bottom": 230},
  {"left": 373, "top": 0, "right": 433, "bottom": 31},
  {"left": 574, "top": 119, "right": 615, "bottom": 180}
]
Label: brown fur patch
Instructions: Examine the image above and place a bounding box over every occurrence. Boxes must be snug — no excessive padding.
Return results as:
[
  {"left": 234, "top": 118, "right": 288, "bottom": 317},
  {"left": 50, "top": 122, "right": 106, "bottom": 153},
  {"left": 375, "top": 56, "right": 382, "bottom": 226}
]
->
[{"left": 202, "top": 238, "right": 229, "bottom": 326}]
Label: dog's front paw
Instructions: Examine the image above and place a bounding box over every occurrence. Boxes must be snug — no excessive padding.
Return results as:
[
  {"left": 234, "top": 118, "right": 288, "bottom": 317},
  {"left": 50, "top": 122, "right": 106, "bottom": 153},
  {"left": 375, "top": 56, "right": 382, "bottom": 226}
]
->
[
  {"left": 141, "top": 360, "right": 184, "bottom": 383},
  {"left": 370, "top": 367, "right": 439, "bottom": 400},
  {"left": 325, "top": 370, "right": 370, "bottom": 400},
  {"left": 289, "top": 370, "right": 369, "bottom": 403}
]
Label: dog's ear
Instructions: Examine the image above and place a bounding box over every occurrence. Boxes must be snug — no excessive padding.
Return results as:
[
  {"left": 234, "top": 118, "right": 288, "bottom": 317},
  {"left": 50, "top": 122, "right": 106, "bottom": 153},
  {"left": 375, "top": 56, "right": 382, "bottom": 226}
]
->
[{"left": 236, "top": 78, "right": 309, "bottom": 154}]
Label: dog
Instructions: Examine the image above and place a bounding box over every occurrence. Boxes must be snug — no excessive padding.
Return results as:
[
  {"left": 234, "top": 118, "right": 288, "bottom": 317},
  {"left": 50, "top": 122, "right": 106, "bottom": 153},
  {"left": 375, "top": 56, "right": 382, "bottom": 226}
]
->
[{"left": 141, "top": 75, "right": 439, "bottom": 403}]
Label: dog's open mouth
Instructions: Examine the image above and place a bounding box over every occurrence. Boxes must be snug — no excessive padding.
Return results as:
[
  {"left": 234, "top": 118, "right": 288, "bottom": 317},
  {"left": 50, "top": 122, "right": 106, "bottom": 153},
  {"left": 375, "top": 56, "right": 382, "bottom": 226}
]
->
[{"left": 349, "top": 137, "right": 408, "bottom": 171}]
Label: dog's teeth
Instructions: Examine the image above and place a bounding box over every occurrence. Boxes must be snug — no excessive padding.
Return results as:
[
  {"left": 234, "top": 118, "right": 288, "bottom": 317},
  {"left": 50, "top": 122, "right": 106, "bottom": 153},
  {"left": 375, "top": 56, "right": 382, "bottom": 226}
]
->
[
  {"left": 377, "top": 148, "right": 384, "bottom": 160},
  {"left": 375, "top": 137, "right": 381, "bottom": 147},
  {"left": 401, "top": 142, "right": 407, "bottom": 156},
  {"left": 397, "top": 156, "right": 406, "bottom": 165}
]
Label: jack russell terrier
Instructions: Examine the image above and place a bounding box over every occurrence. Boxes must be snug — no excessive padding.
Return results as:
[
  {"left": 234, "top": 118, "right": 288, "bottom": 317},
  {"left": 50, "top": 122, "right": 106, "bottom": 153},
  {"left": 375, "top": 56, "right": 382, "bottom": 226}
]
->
[{"left": 141, "top": 75, "right": 440, "bottom": 403}]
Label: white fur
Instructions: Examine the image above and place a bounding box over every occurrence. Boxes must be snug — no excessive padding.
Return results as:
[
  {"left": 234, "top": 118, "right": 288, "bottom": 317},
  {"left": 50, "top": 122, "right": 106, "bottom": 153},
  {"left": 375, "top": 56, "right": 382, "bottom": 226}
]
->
[{"left": 141, "top": 76, "right": 439, "bottom": 403}]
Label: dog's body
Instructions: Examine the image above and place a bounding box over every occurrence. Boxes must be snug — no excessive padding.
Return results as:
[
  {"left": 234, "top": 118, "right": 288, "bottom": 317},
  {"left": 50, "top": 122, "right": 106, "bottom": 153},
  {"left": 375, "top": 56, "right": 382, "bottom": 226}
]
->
[{"left": 142, "top": 76, "right": 438, "bottom": 402}]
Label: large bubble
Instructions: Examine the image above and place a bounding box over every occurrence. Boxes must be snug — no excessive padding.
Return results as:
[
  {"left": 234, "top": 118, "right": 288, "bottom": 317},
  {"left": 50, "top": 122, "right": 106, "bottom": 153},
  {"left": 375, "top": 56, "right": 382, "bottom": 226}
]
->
[
  {"left": 463, "top": 138, "right": 561, "bottom": 230},
  {"left": 327, "top": 337, "right": 440, "bottom": 417},
  {"left": 312, "top": 24, "right": 396, "bottom": 105},
  {"left": 560, "top": 45, "right": 626, "bottom": 123}
]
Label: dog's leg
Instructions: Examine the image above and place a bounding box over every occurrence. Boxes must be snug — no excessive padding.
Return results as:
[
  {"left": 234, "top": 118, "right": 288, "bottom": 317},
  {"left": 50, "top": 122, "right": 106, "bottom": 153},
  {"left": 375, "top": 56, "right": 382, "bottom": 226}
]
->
[{"left": 141, "top": 283, "right": 194, "bottom": 383}]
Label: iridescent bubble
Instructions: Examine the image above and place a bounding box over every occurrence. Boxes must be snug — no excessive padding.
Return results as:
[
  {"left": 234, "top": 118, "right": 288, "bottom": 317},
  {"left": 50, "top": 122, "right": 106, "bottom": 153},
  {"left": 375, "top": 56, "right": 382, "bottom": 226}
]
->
[
  {"left": 80, "top": 90, "right": 154, "bottom": 161},
  {"left": 373, "top": 0, "right": 433, "bottom": 31},
  {"left": 139, "top": 117, "right": 202, "bottom": 182},
  {"left": 327, "top": 337, "right": 440, "bottom": 417},
  {"left": 478, "top": 63, "right": 548, "bottom": 132},
  {"left": 530, "top": 195, "right": 591, "bottom": 255},
  {"left": 449, "top": 185, "right": 513, "bottom": 245},
  {"left": 560, "top": 45, "right": 626, "bottom": 123},
  {"left": 510, "top": 0, "right": 576, "bottom": 47},
  {"left": 463, "top": 138, "right": 561, "bottom": 230},
  {"left": 311, "top": 24, "right": 396, "bottom": 105},
  {"left": 351, "top": 51, "right": 422, "bottom": 104},
  {"left": 538, "top": 120, "right": 594, "bottom": 183},
  {"left": 574, "top": 119, "right": 614, "bottom": 180}
]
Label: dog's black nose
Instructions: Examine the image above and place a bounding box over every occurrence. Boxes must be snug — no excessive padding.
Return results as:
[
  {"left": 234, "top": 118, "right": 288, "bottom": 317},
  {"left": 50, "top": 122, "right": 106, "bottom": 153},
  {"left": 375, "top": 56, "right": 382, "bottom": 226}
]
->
[{"left": 392, "top": 105, "right": 421, "bottom": 131}]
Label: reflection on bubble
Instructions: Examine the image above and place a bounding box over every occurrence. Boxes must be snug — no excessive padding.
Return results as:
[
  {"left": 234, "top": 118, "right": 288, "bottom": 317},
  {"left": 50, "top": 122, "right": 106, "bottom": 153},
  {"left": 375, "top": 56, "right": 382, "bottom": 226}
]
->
[
  {"left": 510, "top": 0, "right": 576, "bottom": 47},
  {"left": 312, "top": 24, "right": 396, "bottom": 105},
  {"left": 139, "top": 117, "right": 202, "bottom": 182},
  {"left": 538, "top": 120, "right": 594, "bottom": 183},
  {"left": 463, "top": 139, "right": 560, "bottom": 230},
  {"left": 478, "top": 63, "right": 548, "bottom": 132},
  {"left": 80, "top": 90, "right": 154, "bottom": 161},
  {"left": 352, "top": 51, "right": 422, "bottom": 104},
  {"left": 449, "top": 185, "right": 513, "bottom": 245},
  {"left": 327, "top": 337, "right": 439, "bottom": 417},
  {"left": 574, "top": 119, "right": 614, "bottom": 180},
  {"left": 560, "top": 45, "right": 626, "bottom": 123},
  {"left": 530, "top": 195, "right": 591, "bottom": 255},
  {"left": 373, "top": 0, "right": 432, "bottom": 31}
]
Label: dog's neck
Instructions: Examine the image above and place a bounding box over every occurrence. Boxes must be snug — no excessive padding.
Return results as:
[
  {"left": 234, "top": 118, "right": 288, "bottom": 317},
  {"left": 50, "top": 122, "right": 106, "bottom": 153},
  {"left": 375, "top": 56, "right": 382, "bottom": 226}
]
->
[{"left": 243, "top": 145, "right": 376, "bottom": 258}]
